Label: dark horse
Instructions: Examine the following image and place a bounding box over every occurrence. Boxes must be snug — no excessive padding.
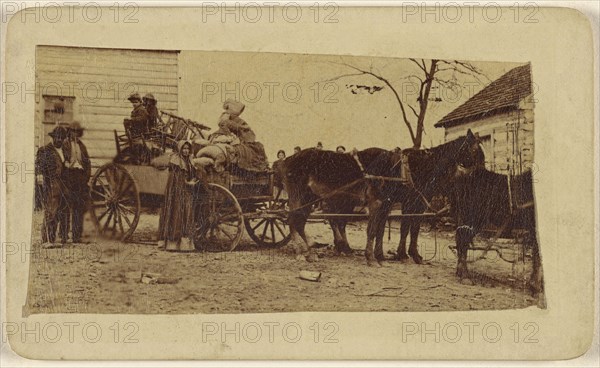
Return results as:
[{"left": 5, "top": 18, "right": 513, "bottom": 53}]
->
[
  {"left": 281, "top": 130, "right": 482, "bottom": 265},
  {"left": 451, "top": 167, "right": 542, "bottom": 294}
]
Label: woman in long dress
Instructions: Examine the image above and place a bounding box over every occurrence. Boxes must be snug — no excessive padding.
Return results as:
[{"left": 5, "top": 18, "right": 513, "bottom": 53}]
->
[{"left": 157, "top": 140, "right": 197, "bottom": 252}]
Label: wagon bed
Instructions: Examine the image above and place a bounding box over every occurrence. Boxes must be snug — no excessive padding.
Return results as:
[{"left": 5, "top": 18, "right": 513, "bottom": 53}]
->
[{"left": 89, "top": 161, "right": 291, "bottom": 251}]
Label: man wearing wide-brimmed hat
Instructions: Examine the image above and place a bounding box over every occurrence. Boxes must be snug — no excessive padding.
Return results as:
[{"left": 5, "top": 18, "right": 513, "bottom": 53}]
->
[
  {"left": 125, "top": 92, "right": 149, "bottom": 138},
  {"left": 63, "top": 121, "right": 91, "bottom": 243},
  {"left": 35, "top": 126, "right": 70, "bottom": 246}
]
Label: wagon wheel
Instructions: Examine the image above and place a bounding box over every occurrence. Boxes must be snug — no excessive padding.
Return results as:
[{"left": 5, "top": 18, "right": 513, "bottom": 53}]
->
[
  {"left": 194, "top": 183, "right": 243, "bottom": 252},
  {"left": 244, "top": 199, "right": 291, "bottom": 247},
  {"left": 89, "top": 163, "right": 140, "bottom": 241}
]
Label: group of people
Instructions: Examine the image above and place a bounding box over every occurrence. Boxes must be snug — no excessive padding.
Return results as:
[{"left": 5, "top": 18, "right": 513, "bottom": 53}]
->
[
  {"left": 124, "top": 92, "right": 163, "bottom": 138},
  {"left": 157, "top": 99, "right": 269, "bottom": 251},
  {"left": 270, "top": 142, "right": 349, "bottom": 200},
  {"left": 36, "top": 122, "right": 91, "bottom": 247}
]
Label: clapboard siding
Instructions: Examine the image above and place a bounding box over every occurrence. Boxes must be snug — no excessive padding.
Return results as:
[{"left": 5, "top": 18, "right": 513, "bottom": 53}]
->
[
  {"left": 445, "top": 107, "right": 534, "bottom": 175},
  {"left": 37, "top": 68, "right": 177, "bottom": 83},
  {"left": 37, "top": 63, "right": 179, "bottom": 78},
  {"left": 37, "top": 48, "right": 178, "bottom": 65},
  {"left": 37, "top": 71, "right": 178, "bottom": 86},
  {"left": 35, "top": 46, "right": 179, "bottom": 168}
]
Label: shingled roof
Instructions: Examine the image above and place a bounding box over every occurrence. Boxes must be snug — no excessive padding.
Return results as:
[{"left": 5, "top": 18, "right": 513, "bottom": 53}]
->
[{"left": 435, "top": 64, "right": 532, "bottom": 128}]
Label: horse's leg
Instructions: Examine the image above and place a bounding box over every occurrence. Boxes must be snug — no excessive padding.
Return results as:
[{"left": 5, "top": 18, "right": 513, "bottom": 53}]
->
[
  {"left": 396, "top": 220, "right": 410, "bottom": 262},
  {"left": 408, "top": 219, "right": 423, "bottom": 264},
  {"left": 329, "top": 219, "right": 344, "bottom": 254},
  {"left": 339, "top": 221, "right": 353, "bottom": 254},
  {"left": 366, "top": 199, "right": 383, "bottom": 266},
  {"left": 287, "top": 193, "right": 312, "bottom": 259},
  {"left": 374, "top": 201, "right": 392, "bottom": 263},
  {"left": 455, "top": 225, "right": 473, "bottom": 278}
]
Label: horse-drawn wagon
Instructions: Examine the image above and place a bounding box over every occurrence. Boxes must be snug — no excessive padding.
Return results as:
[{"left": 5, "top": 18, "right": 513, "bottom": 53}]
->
[{"left": 89, "top": 111, "right": 291, "bottom": 251}]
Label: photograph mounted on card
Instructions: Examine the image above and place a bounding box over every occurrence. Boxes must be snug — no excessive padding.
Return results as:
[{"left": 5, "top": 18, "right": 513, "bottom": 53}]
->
[
  {"left": 25, "top": 45, "right": 542, "bottom": 315},
  {"left": 2, "top": 4, "right": 595, "bottom": 361}
]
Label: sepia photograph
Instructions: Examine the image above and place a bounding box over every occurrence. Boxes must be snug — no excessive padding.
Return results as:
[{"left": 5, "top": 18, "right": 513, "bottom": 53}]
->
[
  {"left": 1, "top": 2, "right": 596, "bottom": 362},
  {"left": 26, "top": 46, "right": 543, "bottom": 314}
]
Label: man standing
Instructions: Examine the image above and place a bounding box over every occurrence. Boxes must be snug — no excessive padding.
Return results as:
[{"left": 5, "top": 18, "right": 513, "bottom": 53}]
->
[
  {"left": 35, "top": 126, "right": 69, "bottom": 246},
  {"left": 63, "top": 121, "right": 91, "bottom": 243},
  {"left": 125, "top": 93, "right": 149, "bottom": 138}
]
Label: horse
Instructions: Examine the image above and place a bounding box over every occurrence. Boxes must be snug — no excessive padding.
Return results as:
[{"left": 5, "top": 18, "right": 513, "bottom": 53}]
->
[
  {"left": 281, "top": 130, "right": 482, "bottom": 266},
  {"left": 451, "top": 167, "right": 542, "bottom": 295}
]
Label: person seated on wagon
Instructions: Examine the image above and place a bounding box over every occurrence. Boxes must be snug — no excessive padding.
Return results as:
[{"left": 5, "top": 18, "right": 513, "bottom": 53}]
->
[
  {"left": 218, "top": 100, "right": 268, "bottom": 172},
  {"left": 142, "top": 93, "right": 164, "bottom": 131},
  {"left": 208, "top": 113, "right": 239, "bottom": 145},
  {"left": 336, "top": 145, "right": 346, "bottom": 153},
  {"left": 124, "top": 93, "right": 149, "bottom": 139}
]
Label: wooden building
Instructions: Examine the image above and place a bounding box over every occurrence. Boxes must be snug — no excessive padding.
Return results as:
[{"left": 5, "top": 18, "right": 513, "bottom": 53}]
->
[
  {"left": 35, "top": 46, "right": 180, "bottom": 168},
  {"left": 435, "top": 64, "right": 534, "bottom": 175}
]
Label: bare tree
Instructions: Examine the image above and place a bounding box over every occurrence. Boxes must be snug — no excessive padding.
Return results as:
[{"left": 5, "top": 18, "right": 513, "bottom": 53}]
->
[{"left": 326, "top": 59, "right": 488, "bottom": 148}]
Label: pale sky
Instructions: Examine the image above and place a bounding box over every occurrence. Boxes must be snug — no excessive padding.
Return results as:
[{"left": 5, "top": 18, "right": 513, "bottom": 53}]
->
[{"left": 178, "top": 50, "right": 523, "bottom": 161}]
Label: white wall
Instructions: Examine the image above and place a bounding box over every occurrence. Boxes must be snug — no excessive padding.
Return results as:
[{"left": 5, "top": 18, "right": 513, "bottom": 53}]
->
[
  {"left": 35, "top": 46, "right": 179, "bottom": 167},
  {"left": 445, "top": 105, "right": 534, "bottom": 174}
]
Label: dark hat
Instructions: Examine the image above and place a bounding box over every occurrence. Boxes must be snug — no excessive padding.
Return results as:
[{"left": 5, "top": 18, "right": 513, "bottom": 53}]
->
[
  {"left": 143, "top": 93, "right": 156, "bottom": 101},
  {"left": 48, "top": 126, "right": 68, "bottom": 138},
  {"left": 127, "top": 93, "right": 142, "bottom": 102},
  {"left": 69, "top": 121, "right": 84, "bottom": 131}
]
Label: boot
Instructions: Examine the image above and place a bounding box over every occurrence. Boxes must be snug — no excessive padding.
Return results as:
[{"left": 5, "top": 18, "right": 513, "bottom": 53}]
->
[
  {"left": 179, "top": 237, "right": 195, "bottom": 252},
  {"left": 166, "top": 240, "right": 178, "bottom": 252}
]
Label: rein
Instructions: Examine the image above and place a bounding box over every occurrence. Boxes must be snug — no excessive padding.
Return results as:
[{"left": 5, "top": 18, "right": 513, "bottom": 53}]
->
[
  {"left": 288, "top": 138, "right": 476, "bottom": 215},
  {"left": 287, "top": 177, "right": 366, "bottom": 214}
]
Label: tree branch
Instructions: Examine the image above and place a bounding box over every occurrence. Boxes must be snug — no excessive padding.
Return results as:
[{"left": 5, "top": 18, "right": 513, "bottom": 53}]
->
[
  {"left": 322, "top": 72, "right": 366, "bottom": 83},
  {"left": 409, "top": 58, "right": 427, "bottom": 73},
  {"left": 408, "top": 104, "right": 419, "bottom": 118},
  {"left": 335, "top": 62, "right": 416, "bottom": 142}
]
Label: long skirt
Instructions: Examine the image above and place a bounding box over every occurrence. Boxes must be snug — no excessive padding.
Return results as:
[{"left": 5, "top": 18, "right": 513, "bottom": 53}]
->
[{"left": 157, "top": 166, "right": 195, "bottom": 251}]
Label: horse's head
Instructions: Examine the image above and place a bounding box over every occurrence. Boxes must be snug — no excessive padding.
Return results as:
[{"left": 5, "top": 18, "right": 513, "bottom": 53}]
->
[
  {"left": 453, "top": 129, "right": 485, "bottom": 170},
  {"left": 405, "top": 129, "right": 484, "bottom": 194},
  {"left": 445, "top": 129, "right": 485, "bottom": 179}
]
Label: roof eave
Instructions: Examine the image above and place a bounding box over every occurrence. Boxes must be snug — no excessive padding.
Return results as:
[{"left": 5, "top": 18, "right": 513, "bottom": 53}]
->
[{"left": 435, "top": 104, "right": 520, "bottom": 129}]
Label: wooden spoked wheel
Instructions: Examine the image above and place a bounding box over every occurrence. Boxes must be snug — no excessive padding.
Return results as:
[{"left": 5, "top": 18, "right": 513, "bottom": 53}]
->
[
  {"left": 89, "top": 163, "right": 140, "bottom": 241},
  {"left": 244, "top": 199, "right": 291, "bottom": 247},
  {"left": 195, "top": 183, "right": 243, "bottom": 252}
]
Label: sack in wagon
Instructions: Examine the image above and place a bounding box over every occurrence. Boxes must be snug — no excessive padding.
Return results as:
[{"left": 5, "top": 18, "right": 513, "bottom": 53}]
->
[
  {"left": 150, "top": 152, "right": 172, "bottom": 170},
  {"left": 223, "top": 98, "right": 245, "bottom": 116},
  {"left": 192, "top": 138, "right": 239, "bottom": 173}
]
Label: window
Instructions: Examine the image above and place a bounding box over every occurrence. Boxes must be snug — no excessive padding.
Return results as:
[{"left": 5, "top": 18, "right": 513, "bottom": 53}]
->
[
  {"left": 43, "top": 95, "right": 74, "bottom": 125},
  {"left": 42, "top": 95, "right": 75, "bottom": 143}
]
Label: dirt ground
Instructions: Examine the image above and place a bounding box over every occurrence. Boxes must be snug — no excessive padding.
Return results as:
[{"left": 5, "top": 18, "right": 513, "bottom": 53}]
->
[{"left": 25, "top": 211, "right": 544, "bottom": 314}]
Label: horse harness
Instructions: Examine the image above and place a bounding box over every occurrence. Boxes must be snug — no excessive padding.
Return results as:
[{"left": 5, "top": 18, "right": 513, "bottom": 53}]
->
[
  {"left": 459, "top": 170, "right": 535, "bottom": 256},
  {"left": 288, "top": 147, "right": 460, "bottom": 215},
  {"left": 353, "top": 151, "right": 437, "bottom": 213}
]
